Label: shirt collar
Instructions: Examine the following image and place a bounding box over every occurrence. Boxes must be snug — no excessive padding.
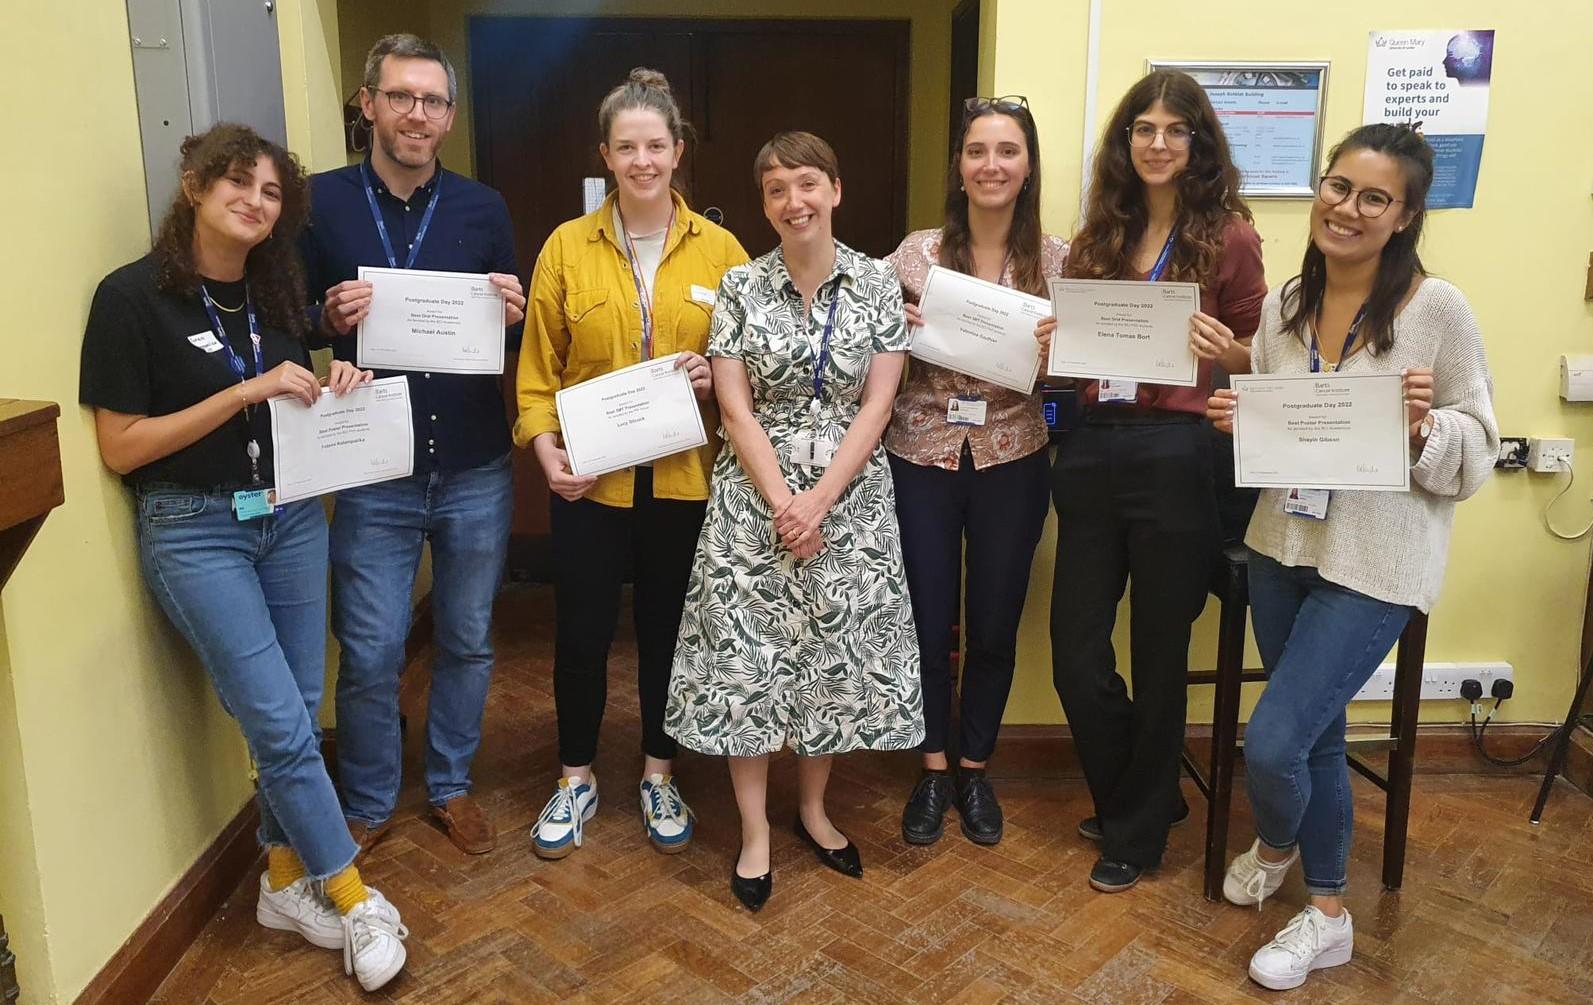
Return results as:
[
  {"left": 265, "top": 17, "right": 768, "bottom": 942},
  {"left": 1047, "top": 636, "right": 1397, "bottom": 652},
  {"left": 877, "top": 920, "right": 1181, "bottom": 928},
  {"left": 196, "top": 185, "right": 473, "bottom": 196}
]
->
[
  {"left": 769, "top": 239, "right": 859, "bottom": 296},
  {"left": 361, "top": 155, "right": 444, "bottom": 202},
  {"left": 591, "top": 189, "right": 699, "bottom": 245}
]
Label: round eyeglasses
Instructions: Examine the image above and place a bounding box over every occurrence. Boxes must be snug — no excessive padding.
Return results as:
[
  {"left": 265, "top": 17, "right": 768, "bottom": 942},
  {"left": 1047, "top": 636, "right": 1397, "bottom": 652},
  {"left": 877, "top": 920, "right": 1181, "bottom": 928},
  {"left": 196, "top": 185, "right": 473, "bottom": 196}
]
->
[
  {"left": 1316, "top": 175, "right": 1402, "bottom": 218},
  {"left": 371, "top": 87, "right": 454, "bottom": 120}
]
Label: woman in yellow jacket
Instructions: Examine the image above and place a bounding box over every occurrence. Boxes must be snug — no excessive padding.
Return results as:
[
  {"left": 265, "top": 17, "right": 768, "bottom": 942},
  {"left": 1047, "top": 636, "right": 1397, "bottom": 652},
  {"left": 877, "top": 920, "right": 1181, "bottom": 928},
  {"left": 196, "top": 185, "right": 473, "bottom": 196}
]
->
[{"left": 516, "top": 68, "right": 748, "bottom": 861}]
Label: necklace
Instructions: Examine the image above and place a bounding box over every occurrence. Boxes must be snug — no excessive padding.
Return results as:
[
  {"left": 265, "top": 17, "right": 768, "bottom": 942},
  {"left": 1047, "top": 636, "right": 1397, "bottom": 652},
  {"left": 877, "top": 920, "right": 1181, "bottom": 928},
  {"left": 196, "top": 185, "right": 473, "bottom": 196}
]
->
[{"left": 209, "top": 295, "right": 246, "bottom": 313}]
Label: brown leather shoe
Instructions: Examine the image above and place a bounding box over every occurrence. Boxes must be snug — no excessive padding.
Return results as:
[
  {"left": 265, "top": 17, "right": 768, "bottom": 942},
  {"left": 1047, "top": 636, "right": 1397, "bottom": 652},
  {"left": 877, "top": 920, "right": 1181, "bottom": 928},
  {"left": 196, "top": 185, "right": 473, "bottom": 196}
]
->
[
  {"left": 346, "top": 817, "right": 391, "bottom": 858},
  {"left": 431, "top": 795, "right": 497, "bottom": 855}
]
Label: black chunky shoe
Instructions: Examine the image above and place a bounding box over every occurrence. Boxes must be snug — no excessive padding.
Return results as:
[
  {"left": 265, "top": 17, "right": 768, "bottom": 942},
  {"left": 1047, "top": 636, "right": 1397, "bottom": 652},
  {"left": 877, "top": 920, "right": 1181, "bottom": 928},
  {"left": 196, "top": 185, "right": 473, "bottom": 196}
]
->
[
  {"left": 1078, "top": 800, "right": 1191, "bottom": 843},
  {"left": 730, "top": 849, "right": 772, "bottom": 912},
  {"left": 955, "top": 768, "right": 1004, "bottom": 845},
  {"left": 1088, "top": 856, "right": 1144, "bottom": 893},
  {"left": 901, "top": 771, "right": 954, "bottom": 845},
  {"left": 794, "top": 818, "right": 863, "bottom": 878}
]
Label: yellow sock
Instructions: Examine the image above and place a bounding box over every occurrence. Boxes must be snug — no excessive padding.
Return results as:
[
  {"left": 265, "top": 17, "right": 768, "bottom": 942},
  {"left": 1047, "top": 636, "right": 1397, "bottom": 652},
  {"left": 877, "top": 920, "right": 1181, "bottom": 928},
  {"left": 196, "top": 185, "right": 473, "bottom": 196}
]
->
[
  {"left": 323, "top": 864, "right": 369, "bottom": 915},
  {"left": 266, "top": 847, "right": 307, "bottom": 892}
]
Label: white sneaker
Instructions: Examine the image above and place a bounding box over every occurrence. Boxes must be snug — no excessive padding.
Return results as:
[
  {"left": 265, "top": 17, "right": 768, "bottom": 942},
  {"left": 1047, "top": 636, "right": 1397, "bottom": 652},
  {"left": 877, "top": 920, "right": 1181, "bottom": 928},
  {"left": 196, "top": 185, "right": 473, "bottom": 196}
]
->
[
  {"left": 342, "top": 897, "right": 409, "bottom": 992},
  {"left": 1223, "top": 839, "right": 1298, "bottom": 909},
  {"left": 533, "top": 775, "right": 599, "bottom": 859},
  {"left": 640, "top": 773, "right": 694, "bottom": 853},
  {"left": 1248, "top": 906, "right": 1353, "bottom": 991},
  {"left": 256, "top": 874, "right": 342, "bottom": 949}
]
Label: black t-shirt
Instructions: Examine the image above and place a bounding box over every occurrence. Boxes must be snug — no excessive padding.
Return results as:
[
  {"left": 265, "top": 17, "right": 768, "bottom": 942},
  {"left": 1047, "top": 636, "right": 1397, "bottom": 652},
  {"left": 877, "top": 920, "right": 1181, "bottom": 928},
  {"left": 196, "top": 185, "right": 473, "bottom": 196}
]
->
[{"left": 78, "top": 253, "right": 312, "bottom": 489}]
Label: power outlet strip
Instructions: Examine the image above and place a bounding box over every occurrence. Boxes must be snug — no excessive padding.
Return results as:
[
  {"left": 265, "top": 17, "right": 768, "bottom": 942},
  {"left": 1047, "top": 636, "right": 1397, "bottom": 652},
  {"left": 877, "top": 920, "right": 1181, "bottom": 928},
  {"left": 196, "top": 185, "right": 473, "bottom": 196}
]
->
[{"left": 1349, "top": 661, "right": 1513, "bottom": 702}]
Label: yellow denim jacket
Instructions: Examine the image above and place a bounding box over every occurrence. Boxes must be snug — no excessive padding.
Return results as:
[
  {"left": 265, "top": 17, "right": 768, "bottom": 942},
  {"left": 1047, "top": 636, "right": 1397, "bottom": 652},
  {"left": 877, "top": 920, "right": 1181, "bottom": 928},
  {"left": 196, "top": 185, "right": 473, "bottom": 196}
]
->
[{"left": 515, "top": 191, "right": 750, "bottom": 507}]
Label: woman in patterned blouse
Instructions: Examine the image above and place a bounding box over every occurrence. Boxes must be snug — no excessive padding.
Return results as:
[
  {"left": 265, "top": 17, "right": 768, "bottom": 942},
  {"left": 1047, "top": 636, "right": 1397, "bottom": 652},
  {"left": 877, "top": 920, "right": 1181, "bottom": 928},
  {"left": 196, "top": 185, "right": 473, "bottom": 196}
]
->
[
  {"left": 886, "top": 96, "right": 1067, "bottom": 849},
  {"left": 665, "top": 132, "right": 924, "bottom": 912}
]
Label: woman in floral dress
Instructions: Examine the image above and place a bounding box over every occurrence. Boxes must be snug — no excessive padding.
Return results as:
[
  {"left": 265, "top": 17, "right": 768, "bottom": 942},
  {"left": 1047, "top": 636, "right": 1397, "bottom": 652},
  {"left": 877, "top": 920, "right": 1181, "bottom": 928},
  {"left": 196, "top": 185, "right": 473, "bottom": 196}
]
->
[{"left": 665, "top": 131, "right": 922, "bottom": 912}]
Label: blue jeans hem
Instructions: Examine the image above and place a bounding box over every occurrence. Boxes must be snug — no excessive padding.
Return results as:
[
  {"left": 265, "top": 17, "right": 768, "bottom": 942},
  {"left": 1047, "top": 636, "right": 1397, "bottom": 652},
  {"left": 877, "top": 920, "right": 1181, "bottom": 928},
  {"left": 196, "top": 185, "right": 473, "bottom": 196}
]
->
[
  {"left": 305, "top": 849, "right": 360, "bottom": 883},
  {"left": 429, "top": 786, "right": 471, "bottom": 807},
  {"left": 1304, "top": 880, "right": 1348, "bottom": 897}
]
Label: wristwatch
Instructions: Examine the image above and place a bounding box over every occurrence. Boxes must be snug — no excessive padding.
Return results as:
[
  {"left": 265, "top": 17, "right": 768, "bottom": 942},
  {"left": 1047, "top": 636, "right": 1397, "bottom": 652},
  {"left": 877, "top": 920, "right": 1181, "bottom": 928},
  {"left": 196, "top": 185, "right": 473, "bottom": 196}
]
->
[{"left": 1417, "top": 413, "right": 1434, "bottom": 441}]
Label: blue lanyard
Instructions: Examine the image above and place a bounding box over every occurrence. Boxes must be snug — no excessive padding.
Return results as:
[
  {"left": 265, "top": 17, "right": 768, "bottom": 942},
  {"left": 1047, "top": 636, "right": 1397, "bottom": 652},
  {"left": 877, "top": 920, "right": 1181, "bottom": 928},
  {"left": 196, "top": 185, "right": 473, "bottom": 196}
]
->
[
  {"left": 200, "top": 283, "right": 265, "bottom": 484},
  {"left": 1146, "top": 229, "right": 1177, "bottom": 282},
  {"left": 360, "top": 161, "right": 441, "bottom": 270},
  {"left": 616, "top": 203, "right": 675, "bottom": 360},
  {"left": 1310, "top": 306, "right": 1368, "bottom": 373},
  {"left": 809, "top": 287, "right": 841, "bottom": 413}
]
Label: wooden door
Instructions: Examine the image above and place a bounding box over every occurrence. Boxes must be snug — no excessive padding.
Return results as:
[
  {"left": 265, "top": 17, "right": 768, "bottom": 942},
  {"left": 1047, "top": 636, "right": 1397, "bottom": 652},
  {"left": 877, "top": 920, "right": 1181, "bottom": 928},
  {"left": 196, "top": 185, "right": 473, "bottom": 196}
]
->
[{"left": 469, "top": 16, "right": 910, "bottom": 580}]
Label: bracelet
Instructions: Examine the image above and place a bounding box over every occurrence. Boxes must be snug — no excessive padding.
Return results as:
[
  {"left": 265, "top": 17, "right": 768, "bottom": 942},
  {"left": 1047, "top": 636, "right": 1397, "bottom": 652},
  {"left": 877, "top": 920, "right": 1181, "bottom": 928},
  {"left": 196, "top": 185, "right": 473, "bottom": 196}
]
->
[{"left": 237, "top": 384, "right": 251, "bottom": 407}]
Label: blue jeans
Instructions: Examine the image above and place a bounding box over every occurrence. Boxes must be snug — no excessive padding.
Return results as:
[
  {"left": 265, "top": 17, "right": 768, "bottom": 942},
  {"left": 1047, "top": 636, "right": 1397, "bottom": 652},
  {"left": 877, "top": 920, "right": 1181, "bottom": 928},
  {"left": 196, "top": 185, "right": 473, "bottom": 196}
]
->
[
  {"left": 137, "top": 488, "right": 357, "bottom": 878},
  {"left": 1245, "top": 549, "right": 1413, "bottom": 895},
  {"left": 331, "top": 453, "right": 513, "bottom": 825}
]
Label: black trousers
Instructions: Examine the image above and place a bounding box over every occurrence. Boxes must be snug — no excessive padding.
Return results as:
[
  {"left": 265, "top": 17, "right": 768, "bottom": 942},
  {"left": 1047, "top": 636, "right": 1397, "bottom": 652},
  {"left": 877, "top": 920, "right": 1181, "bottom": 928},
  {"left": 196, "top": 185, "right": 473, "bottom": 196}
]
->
[
  {"left": 549, "top": 468, "right": 706, "bottom": 766},
  {"left": 891, "top": 445, "right": 1050, "bottom": 763},
  {"left": 1049, "top": 417, "right": 1218, "bottom": 867}
]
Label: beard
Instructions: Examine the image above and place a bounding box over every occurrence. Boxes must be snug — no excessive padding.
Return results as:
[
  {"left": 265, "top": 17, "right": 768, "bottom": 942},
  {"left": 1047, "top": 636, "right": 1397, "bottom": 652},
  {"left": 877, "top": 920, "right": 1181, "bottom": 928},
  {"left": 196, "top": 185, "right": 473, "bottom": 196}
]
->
[{"left": 377, "top": 124, "right": 438, "bottom": 169}]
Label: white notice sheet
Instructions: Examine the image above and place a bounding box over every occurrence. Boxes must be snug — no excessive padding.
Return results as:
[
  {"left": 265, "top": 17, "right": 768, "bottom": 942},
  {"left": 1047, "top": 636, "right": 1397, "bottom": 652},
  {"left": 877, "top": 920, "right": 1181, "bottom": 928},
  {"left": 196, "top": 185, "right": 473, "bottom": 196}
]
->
[
  {"left": 356, "top": 266, "right": 506, "bottom": 374},
  {"left": 268, "top": 376, "right": 415, "bottom": 503},
  {"left": 556, "top": 354, "right": 709, "bottom": 478},
  {"left": 1230, "top": 372, "right": 1410, "bottom": 491},
  {"left": 1047, "top": 278, "right": 1200, "bottom": 386},
  {"left": 911, "top": 265, "right": 1049, "bottom": 393}
]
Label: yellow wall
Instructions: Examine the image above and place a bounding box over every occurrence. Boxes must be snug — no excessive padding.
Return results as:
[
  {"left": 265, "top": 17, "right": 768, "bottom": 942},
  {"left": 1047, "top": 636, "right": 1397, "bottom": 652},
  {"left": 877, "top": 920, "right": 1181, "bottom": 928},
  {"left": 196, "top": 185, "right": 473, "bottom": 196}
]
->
[
  {"left": 0, "top": 2, "right": 343, "bottom": 1001},
  {"left": 336, "top": 0, "right": 960, "bottom": 231},
  {"left": 994, "top": 0, "right": 1593, "bottom": 726}
]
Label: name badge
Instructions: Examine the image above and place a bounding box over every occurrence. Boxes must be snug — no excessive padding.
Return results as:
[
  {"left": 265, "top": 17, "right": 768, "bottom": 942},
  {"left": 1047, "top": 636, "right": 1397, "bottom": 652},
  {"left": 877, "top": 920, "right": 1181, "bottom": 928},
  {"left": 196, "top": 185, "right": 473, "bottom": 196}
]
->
[
  {"left": 690, "top": 284, "right": 716, "bottom": 306},
  {"left": 232, "top": 488, "right": 279, "bottom": 521},
  {"left": 1099, "top": 379, "right": 1138, "bottom": 403},
  {"left": 947, "top": 396, "right": 987, "bottom": 426},
  {"left": 788, "top": 437, "right": 835, "bottom": 468},
  {"left": 188, "top": 330, "right": 224, "bottom": 353},
  {"left": 1284, "top": 488, "right": 1330, "bottom": 520}
]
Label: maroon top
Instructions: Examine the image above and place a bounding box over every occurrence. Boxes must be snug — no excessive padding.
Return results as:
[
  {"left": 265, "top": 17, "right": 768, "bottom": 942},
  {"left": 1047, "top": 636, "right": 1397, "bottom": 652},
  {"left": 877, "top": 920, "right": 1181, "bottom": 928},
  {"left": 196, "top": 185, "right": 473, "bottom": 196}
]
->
[{"left": 1079, "top": 215, "right": 1266, "bottom": 416}]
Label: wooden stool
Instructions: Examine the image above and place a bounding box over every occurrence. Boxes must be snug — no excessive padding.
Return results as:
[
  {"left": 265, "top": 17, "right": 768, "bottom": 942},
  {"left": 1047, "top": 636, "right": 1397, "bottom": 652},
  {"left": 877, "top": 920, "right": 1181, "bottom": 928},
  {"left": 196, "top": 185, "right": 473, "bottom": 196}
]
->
[{"left": 1186, "top": 546, "right": 1430, "bottom": 899}]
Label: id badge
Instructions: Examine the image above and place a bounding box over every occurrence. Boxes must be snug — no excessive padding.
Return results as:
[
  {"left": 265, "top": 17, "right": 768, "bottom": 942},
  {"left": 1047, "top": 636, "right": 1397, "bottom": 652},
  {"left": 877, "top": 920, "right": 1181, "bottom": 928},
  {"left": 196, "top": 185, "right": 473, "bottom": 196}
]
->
[
  {"left": 788, "top": 437, "right": 836, "bottom": 468},
  {"left": 946, "top": 396, "right": 987, "bottom": 426},
  {"left": 233, "top": 488, "right": 278, "bottom": 521},
  {"left": 1099, "top": 379, "right": 1138, "bottom": 403},
  {"left": 1283, "top": 488, "right": 1330, "bottom": 520}
]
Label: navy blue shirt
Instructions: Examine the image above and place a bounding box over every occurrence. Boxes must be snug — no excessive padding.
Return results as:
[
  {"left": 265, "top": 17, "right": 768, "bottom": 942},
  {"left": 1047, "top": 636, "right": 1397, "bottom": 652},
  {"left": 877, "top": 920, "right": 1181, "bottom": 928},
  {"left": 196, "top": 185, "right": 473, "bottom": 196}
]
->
[{"left": 300, "top": 158, "right": 522, "bottom": 474}]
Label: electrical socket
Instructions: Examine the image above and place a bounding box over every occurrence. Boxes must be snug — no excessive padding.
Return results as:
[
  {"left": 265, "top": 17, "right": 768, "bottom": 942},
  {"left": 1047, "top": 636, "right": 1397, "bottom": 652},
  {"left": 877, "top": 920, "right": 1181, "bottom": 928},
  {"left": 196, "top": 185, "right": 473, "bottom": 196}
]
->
[
  {"left": 1529, "top": 437, "right": 1574, "bottom": 472},
  {"left": 1350, "top": 661, "right": 1514, "bottom": 702}
]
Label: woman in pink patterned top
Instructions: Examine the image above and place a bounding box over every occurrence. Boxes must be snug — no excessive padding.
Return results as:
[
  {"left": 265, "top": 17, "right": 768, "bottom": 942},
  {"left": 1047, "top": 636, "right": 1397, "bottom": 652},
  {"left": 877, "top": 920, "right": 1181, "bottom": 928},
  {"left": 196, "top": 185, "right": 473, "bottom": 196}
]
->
[{"left": 886, "top": 96, "right": 1066, "bottom": 849}]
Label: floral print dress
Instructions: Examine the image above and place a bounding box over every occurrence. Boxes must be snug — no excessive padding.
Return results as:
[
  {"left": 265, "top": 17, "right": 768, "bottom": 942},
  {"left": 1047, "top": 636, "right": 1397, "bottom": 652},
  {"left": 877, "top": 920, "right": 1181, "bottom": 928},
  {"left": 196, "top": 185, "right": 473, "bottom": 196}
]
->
[{"left": 665, "top": 242, "right": 925, "bottom": 756}]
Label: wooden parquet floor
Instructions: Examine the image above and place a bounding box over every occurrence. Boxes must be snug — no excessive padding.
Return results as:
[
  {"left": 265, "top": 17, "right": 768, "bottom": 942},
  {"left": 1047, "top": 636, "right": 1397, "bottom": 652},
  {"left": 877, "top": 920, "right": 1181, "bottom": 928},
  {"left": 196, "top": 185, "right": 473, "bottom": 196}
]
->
[{"left": 152, "top": 584, "right": 1593, "bottom": 1004}]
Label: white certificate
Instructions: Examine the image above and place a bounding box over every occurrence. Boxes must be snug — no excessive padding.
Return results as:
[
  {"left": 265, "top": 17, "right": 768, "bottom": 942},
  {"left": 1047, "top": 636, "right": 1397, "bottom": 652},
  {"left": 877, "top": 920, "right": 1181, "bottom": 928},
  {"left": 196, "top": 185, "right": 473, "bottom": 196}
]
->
[
  {"left": 1047, "top": 278, "right": 1201, "bottom": 386},
  {"left": 556, "top": 353, "right": 709, "bottom": 477},
  {"left": 268, "top": 377, "right": 415, "bottom": 503},
  {"left": 1230, "top": 372, "right": 1410, "bottom": 491},
  {"left": 356, "top": 266, "right": 506, "bottom": 374},
  {"left": 910, "top": 265, "right": 1049, "bottom": 394}
]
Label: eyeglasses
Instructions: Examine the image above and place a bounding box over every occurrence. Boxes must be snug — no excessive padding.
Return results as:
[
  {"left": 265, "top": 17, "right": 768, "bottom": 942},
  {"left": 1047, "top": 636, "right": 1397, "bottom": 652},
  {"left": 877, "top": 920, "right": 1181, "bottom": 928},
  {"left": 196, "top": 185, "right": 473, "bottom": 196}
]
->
[
  {"left": 1127, "top": 122, "right": 1195, "bottom": 150},
  {"left": 965, "top": 95, "right": 1029, "bottom": 115},
  {"left": 370, "top": 87, "right": 454, "bottom": 120},
  {"left": 1316, "top": 175, "right": 1402, "bottom": 218}
]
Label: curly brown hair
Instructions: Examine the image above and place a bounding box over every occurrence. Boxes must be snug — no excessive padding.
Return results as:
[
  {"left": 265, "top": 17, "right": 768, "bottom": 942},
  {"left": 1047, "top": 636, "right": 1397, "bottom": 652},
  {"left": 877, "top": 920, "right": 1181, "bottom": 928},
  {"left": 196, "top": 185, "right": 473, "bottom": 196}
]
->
[
  {"left": 938, "top": 103, "right": 1047, "bottom": 298},
  {"left": 1067, "top": 71, "right": 1251, "bottom": 285},
  {"left": 153, "top": 123, "right": 310, "bottom": 337}
]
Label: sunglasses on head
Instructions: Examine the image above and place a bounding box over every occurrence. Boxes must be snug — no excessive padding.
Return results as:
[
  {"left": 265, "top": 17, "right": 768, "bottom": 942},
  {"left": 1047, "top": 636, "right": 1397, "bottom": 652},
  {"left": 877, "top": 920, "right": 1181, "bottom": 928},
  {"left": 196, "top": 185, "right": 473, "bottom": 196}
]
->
[{"left": 964, "top": 95, "right": 1029, "bottom": 116}]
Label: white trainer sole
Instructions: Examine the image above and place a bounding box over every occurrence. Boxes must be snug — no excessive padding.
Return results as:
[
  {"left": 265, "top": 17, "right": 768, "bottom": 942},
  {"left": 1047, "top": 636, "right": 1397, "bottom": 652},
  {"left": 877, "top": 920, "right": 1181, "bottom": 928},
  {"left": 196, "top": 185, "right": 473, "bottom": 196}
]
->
[
  {"left": 1248, "top": 942, "right": 1353, "bottom": 991},
  {"left": 256, "top": 900, "right": 343, "bottom": 950}
]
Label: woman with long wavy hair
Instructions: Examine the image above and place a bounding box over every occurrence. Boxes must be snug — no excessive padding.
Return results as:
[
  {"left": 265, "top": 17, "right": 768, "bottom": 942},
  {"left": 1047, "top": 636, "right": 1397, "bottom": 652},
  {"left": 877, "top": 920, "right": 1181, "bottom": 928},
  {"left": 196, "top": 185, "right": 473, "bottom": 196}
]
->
[
  {"left": 78, "top": 123, "right": 408, "bottom": 991},
  {"left": 1044, "top": 70, "right": 1266, "bottom": 893},
  {"left": 886, "top": 96, "right": 1066, "bottom": 848}
]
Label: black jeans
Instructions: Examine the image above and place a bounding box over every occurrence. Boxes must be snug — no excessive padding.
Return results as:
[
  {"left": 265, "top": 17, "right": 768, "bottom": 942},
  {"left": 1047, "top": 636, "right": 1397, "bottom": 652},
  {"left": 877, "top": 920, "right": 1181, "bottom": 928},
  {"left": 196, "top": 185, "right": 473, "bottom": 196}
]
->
[
  {"left": 1049, "top": 416, "right": 1218, "bottom": 867},
  {"left": 891, "top": 445, "right": 1050, "bottom": 763},
  {"left": 549, "top": 467, "right": 706, "bottom": 766}
]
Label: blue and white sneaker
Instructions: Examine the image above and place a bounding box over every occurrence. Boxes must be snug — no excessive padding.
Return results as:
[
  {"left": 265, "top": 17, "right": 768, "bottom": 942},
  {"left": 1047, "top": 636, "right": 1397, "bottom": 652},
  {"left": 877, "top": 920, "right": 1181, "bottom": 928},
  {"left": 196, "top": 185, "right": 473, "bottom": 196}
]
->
[
  {"left": 533, "top": 775, "right": 598, "bottom": 860},
  {"left": 640, "top": 773, "right": 694, "bottom": 853}
]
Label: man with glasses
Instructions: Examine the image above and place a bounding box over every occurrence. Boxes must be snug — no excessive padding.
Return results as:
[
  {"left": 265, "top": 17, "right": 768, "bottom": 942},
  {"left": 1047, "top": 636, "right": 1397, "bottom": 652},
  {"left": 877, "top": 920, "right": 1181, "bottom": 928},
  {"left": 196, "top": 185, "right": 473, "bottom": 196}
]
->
[{"left": 300, "top": 33, "right": 525, "bottom": 858}]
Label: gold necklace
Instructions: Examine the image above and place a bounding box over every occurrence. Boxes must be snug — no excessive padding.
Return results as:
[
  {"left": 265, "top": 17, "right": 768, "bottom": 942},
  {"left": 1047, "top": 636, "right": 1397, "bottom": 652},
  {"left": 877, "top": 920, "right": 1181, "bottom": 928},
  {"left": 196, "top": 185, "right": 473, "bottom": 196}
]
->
[{"left": 210, "top": 296, "right": 246, "bottom": 313}]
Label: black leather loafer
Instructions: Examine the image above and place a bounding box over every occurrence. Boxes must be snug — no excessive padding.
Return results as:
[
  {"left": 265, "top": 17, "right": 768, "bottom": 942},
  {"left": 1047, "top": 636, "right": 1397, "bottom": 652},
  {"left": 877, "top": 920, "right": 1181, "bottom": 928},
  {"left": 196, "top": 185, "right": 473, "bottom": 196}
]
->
[
  {"left": 955, "top": 770, "right": 1004, "bottom": 845},
  {"left": 731, "top": 854, "right": 772, "bottom": 912},
  {"left": 1088, "top": 856, "right": 1144, "bottom": 893},
  {"left": 902, "top": 772, "right": 954, "bottom": 845},
  {"left": 794, "top": 818, "right": 863, "bottom": 878}
]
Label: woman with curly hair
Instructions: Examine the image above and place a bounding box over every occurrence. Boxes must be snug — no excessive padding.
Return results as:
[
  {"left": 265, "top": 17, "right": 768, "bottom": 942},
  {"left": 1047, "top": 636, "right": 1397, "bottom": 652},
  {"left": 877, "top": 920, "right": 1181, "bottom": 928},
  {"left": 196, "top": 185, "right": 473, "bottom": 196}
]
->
[
  {"left": 78, "top": 123, "right": 408, "bottom": 991},
  {"left": 1045, "top": 71, "right": 1267, "bottom": 893}
]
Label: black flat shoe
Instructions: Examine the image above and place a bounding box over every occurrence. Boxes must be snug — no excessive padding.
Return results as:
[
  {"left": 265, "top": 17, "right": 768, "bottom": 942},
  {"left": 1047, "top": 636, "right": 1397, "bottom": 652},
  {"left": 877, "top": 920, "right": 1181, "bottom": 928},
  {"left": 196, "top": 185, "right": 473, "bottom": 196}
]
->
[
  {"left": 794, "top": 818, "right": 863, "bottom": 878},
  {"left": 1078, "top": 800, "right": 1190, "bottom": 843},
  {"left": 955, "top": 769, "right": 1003, "bottom": 846},
  {"left": 730, "top": 855, "right": 772, "bottom": 912},
  {"left": 902, "top": 771, "right": 954, "bottom": 845},
  {"left": 1088, "top": 856, "right": 1144, "bottom": 893}
]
